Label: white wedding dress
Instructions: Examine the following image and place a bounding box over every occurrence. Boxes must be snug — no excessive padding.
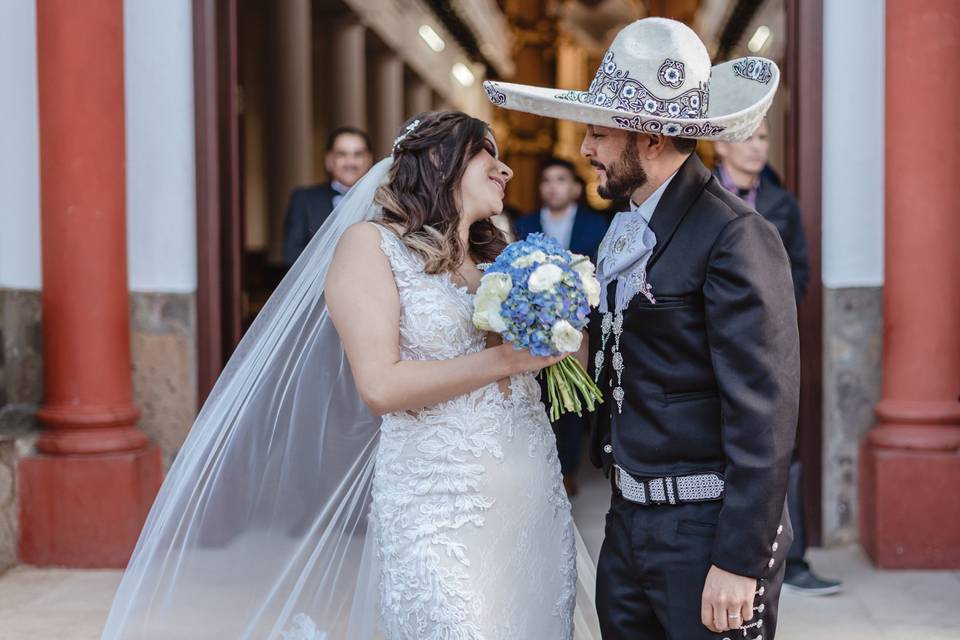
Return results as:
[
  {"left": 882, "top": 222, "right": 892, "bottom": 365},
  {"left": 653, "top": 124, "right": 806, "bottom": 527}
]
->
[{"left": 370, "top": 223, "right": 579, "bottom": 639}]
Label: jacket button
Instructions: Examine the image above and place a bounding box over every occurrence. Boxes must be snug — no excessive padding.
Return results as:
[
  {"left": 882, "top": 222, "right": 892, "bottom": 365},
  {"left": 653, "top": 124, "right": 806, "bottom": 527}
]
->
[
  {"left": 772, "top": 542, "right": 779, "bottom": 552},
  {"left": 603, "top": 444, "right": 613, "bottom": 454},
  {"left": 768, "top": 558, "right": 775, "bottom": 568},
  {"left": 777, "top": 524, "right": 784, "bottom": 535}
]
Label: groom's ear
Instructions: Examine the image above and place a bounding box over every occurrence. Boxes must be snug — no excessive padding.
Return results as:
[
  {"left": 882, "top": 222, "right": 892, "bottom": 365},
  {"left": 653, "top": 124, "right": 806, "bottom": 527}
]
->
[{"left": 641, "top": 133, "right": 670, "bottom": 160}]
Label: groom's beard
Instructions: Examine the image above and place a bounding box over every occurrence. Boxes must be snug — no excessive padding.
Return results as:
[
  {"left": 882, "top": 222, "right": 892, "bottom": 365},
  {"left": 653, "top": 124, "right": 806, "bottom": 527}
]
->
[{"left": 595, "top": 145, "right": 647, "bottom": 200}]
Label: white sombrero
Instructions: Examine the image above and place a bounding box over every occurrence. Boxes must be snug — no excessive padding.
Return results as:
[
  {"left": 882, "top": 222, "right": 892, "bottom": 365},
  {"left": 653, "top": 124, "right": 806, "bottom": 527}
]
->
[{"left": 483, "top": 17, "right": 779, "bottom": 143}]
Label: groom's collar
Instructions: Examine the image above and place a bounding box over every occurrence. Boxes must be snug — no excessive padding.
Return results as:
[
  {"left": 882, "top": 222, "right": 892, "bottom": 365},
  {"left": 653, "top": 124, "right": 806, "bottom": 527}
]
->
[
  {"left": 629, "top": 170, "right": 676, "bottom": 225},
  {"left": 647, "top": 153, "right": 712, "bottom": 269}
]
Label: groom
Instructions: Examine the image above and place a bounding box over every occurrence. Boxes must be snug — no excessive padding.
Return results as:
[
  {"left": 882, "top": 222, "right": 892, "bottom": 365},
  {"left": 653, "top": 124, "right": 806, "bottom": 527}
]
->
[{"left": 485, "top": 18, "right": 799, "bottom": 639}]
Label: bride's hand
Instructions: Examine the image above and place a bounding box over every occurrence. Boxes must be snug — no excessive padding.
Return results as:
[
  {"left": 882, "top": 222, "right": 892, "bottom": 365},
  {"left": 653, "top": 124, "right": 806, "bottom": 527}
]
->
[{"left": 495, "top": 342, "right": 566, "bottom": 375}]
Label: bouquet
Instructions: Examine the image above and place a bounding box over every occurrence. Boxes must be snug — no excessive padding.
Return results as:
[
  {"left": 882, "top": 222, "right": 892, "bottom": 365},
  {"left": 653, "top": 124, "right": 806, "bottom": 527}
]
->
[{"left": 472, "top": 233, "right": 604, "bottom": 420}]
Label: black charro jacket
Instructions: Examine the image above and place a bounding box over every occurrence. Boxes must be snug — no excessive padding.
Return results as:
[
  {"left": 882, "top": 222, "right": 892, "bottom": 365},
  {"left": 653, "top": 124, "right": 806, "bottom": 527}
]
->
[
  {"left": 283, "top": 183, "right": 339, "bottom": 267},
  {"left": 589, "top": 153, "right": 800, "bottom": 579}
]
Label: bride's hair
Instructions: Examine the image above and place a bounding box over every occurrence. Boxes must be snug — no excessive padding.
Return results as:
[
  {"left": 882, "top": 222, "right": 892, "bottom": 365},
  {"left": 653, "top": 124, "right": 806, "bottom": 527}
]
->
[{"left": 375, "top": 111, "right": 508, "bottom": 274}]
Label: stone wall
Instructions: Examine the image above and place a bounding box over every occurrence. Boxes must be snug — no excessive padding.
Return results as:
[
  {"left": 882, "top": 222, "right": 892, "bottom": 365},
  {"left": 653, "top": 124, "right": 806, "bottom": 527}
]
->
[
  {"left": 0, "top": 289, "right": 43, "bottom": 440},
  {"left": 822, "top": 286, "right": 883, "bottom": 544},
  {"left": 129, "top": 292, "right": 198, "bottom": 468},
  {"left": 0, "top": 289, "right": 44, "bottom": 573},
  {"left": 0, "top": 437, "right": 17, "bottom": 573}
]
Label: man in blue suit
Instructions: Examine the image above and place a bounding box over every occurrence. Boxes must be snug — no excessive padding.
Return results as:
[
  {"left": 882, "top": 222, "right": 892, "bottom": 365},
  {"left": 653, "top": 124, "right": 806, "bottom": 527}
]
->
[
  {"left": 515, "top": 157, "right": 609, "bottom": 262},
  {"left": 515, "top": 157, "right": 610, "bottom": 496}
]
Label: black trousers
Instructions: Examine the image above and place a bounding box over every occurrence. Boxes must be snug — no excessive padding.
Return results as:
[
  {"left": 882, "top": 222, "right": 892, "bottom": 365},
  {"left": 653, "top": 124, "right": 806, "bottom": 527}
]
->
[
  {"left": 553, "top": 410, "right": 587, "bottom": 476},
  {"left": 785, "top": 457, "right": 807, "bottom": 570},
  {"left": 597, "top": 493, "right": 785, "bottom": 640}
]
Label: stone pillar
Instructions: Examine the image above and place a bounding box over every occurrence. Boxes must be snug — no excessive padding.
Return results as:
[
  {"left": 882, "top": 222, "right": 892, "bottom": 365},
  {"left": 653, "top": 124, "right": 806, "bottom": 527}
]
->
[
  {"left": 19, "top": 0, "right": 162, "bottom": 567},
  {"left": 331, "top": 19, "right": 366, "bottom": 129},
  {"left": 860, "top": 0, "right": 960, "bottom": 569},
  {"left": 500, "top": 0, "right": 556, "bottom": 212},
  {"left": 370, "top": 52, "right": 404, "bottom": 158},
  {"left": 554, "top": 33, "right": 589, "bottom": 161},
  {"left": 266, "top": 0, "right": 314, "bottom": 264},
  {"left": 405, "top": 75, "right": 433, "bottom": 119}
]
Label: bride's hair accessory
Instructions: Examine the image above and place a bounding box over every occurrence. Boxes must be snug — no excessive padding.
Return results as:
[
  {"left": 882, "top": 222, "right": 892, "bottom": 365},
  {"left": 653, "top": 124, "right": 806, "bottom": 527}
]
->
[{"left": 392, "top": 119, "right": 421, "bottom": 154}]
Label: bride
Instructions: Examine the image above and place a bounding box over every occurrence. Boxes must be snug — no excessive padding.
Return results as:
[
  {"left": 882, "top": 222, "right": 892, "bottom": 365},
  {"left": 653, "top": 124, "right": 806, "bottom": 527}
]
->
[{"left": 101, "top": 111, "right": 600, "bottom": 639}]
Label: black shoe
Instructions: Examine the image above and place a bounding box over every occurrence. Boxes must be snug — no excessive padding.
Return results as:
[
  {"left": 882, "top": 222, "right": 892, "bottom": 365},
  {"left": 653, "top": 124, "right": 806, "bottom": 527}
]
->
[{"left": 783, "top": 568, "right": 843, "bottom": 596}]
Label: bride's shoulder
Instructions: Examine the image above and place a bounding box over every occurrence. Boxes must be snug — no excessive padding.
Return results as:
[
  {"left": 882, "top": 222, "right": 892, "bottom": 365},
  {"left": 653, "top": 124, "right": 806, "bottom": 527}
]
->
[
  {"left": 330, "top": 222, "right": 390, "bottom": 275},
  {"left": 338, "top": 221, "right": 405, "bottom": 249},
  {"left": 332, "top": 222, "right": 416, "bottom": 282},
  {"left": 334, "top": 222, "right": 388, "bottom": 257}
]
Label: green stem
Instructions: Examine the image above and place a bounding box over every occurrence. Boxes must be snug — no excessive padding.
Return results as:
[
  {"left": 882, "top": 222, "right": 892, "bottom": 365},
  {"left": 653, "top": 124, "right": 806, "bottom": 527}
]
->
[{"left": 543, "top": 356, "right": 605, "bottom": 420}]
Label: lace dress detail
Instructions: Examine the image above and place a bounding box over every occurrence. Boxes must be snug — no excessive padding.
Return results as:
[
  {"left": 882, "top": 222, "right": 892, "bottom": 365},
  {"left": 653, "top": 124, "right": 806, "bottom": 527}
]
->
[{"left": 368, "top": 223, "right": 577, "bottom": 640}]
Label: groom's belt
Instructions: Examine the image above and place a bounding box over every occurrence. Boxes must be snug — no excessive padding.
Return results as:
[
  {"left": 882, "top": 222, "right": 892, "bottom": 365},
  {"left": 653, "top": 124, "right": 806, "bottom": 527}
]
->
[{"left": 614, "top": 466, "right": 725, "bottom": 506}]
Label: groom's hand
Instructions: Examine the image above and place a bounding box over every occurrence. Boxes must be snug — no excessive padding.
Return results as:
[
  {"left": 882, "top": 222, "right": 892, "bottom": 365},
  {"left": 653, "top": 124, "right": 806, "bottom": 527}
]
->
[{"left": 700, "top": 564, "right": 756, "bottom": 633}]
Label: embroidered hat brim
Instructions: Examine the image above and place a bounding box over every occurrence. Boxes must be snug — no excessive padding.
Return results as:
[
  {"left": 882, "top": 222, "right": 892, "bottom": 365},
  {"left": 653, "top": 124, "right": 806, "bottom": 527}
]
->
[{"left": 484, "top": 57, "right": 779, "bottom": 143}]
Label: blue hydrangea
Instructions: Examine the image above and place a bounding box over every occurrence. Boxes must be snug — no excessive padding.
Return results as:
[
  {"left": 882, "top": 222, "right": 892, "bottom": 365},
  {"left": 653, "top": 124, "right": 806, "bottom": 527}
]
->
[{"left": 484, "top": 233, "right": 592, "bottom": 357}]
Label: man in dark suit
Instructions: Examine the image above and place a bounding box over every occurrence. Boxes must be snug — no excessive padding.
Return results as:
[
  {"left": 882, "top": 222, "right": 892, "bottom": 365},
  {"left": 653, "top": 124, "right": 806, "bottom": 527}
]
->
[
  {"left": 583, "top": 122, "right": 799, "bottom": 639},
  {"left": 283, "top": 127, "right": 373, "bottom": 267},
  {"left": 515, "top": 157, "right": 610, "bottom": 260},
  {"left": 715, "top": 120, "right": 841, "bottom": 597},
  {"left": 514, "top": 157, "right": 609, "bottom": 496},
  {"left": 714, "top": 120, "right": 809, "bottom": 303}
]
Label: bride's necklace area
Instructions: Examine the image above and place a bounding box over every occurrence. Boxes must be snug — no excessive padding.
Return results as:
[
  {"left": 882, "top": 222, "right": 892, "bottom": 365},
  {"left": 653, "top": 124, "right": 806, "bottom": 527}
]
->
[{"left": 451, "top": 255, "right": 483, "bottom": 294}]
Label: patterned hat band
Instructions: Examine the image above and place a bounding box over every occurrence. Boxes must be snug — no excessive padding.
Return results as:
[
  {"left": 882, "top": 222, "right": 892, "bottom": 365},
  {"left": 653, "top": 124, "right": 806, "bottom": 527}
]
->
[{"left": 555, "top": 51, "right": 709, "bottom": 121}]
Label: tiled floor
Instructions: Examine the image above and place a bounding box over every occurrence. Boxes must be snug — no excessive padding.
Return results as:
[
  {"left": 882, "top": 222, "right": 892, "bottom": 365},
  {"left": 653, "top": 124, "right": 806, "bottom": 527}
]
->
[{"left": 1, "top": 467, "right": 958, "bottom": 639}]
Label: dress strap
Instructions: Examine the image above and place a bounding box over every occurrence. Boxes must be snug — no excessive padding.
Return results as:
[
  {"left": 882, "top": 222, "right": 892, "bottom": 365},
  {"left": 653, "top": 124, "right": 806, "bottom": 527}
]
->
[{"left": 369, "top": 222, "right": 422, "bottom": 277}]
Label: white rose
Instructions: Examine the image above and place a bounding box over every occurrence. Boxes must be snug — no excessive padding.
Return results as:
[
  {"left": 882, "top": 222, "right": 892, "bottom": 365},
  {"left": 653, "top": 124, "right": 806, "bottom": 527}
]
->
[
  {"left": 485, "top": 308, "right": 507, "bottom": 333},
  {"left": 528, "top": 263, "right": 564, "bottom": 293},
  {"left": 570, "top": 254, "right": 596, "bottom": 277},
  {"left": 580, "top": 272, "right": 601, "bottom": 307},
  {"left": 551, "top": 320, "right": 583, "bottom": 353},
  {"left": 511, "top": 250, "right": 548, "bottom": 269},
  {"left": 472, "top": 295, "right": 507, "bottom": 333},
  {"left": 479, "top": 272, "right": 512, "bottom": 301}
]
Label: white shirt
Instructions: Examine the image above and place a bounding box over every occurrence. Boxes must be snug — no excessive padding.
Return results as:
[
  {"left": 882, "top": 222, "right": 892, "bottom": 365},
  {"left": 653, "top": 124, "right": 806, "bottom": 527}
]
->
[
  {"left": 539, "top": 204, "right": 578, "bottom": 250},
  {"left": 630, "top": 170, "right": 676, "bottom": 224}
]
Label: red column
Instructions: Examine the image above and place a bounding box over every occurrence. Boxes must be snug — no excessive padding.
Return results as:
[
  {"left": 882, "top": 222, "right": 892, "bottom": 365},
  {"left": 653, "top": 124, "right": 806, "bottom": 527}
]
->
[
  {"left": 17, "top": 0, "right": 162, "bottom": 567},
  {"left": 860, "top": 0, "right": 960, "bottom": 569}
]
